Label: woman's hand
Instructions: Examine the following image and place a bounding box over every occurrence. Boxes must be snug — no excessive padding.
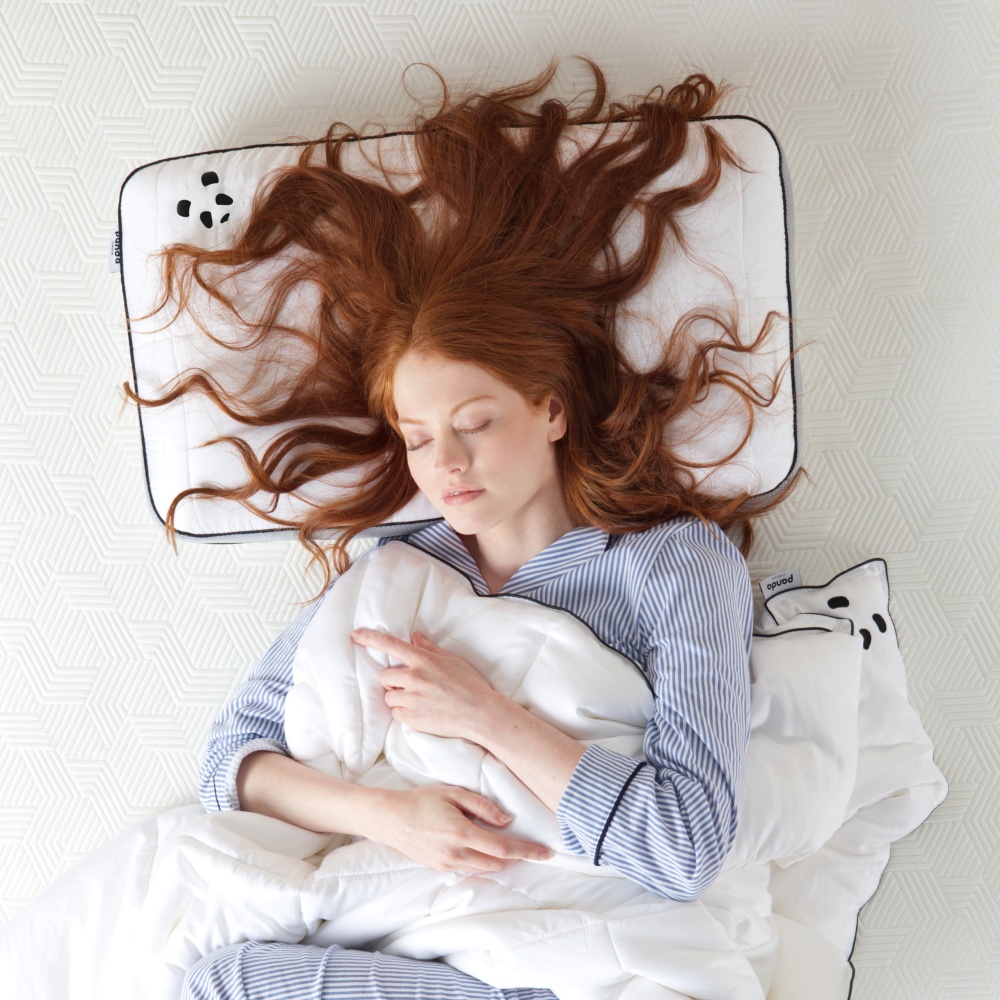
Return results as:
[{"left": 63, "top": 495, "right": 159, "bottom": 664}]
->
[
  {"left": 351, "top": 624, "right": 586, "bottom": 817},
  {"left": 351, "top": 627, "right": 501, "bottom": 742},
  {"left": 236, "top": 752, "right": 552, "bottom": 870},
  {"left": 366, "top": 783, "right": 552, "bottom": 873}
]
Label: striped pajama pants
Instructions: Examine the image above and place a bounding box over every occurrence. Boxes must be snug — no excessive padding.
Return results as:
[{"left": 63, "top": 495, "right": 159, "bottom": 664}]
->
[{"left": 182, "top": 941, "right": 557, "bottom": 1000}]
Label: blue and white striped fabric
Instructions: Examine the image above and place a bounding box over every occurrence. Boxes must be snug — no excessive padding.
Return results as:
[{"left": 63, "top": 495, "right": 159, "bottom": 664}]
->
[
  {"left": 193, "top": 514, "right": 752, "bottom": 998},
  {"left": 183, "top": 941, "right": 554, "bottom": 1000}
]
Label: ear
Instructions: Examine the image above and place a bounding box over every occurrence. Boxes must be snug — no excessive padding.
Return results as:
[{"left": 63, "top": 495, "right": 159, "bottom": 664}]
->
[{"left": 546, "top": 394, "right": 568, "bottom": 443}]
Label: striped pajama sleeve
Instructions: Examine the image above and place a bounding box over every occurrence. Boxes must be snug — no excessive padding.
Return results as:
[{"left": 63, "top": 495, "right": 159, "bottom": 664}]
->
[
  {"left": 556, "top": 522, "right": 753, "bottom": 900},
  {"left": 182, "top": 941, "right": 554, "bottom": 1000},
  {"left": 198, "top": 595, "right": 327, "bottom": 813}
]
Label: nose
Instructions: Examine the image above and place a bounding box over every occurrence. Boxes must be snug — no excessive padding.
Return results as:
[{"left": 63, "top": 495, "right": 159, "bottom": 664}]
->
[{"left": 433, "top": 433, "right": 469, "bottom": 473}]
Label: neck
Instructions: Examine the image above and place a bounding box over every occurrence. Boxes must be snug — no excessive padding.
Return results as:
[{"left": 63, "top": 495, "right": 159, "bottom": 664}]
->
[{"left": 462, "top": 504, "right": 577, "bottom": 594}]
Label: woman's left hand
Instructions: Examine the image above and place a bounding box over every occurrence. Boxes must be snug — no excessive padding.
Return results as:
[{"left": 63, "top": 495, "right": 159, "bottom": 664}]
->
[{"left": 351, "top": 628, "right": 502, "bottom": 742}]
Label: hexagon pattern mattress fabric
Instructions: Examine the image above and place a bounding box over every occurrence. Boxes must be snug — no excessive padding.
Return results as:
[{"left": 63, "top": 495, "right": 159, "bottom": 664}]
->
[{"left": 0, "top": 2, "right": 996, "bottom": 999}]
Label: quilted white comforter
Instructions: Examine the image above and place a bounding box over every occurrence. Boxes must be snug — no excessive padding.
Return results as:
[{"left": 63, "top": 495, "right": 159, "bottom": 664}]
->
[{"left": 0, "top": 542, "right": 946, "bottom": 1000}]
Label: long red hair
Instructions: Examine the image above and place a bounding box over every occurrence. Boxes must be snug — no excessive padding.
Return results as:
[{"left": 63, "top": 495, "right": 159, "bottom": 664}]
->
[{"left": 124, "top": 57, "right": 798, "bottom": 600}]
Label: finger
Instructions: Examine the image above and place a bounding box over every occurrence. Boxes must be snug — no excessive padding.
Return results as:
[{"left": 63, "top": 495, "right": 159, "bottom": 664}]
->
[
  {"left": 447, "top": 793, "right": 550, "bottom": 861},
  {"left": 384, "top": 691, "right": 414, "bottom": 715},
  {"left": 376, "top": 666, "right": 409, "bottom": 690},
  {"left": 460, "top": 827, "right": 553, "bottom": 864},
  {"left": 448, "top": 849, "right": 516, "bottom": 873},
  {"left": 352, "top": 628, "right": 418, "bottom": 663},
  {"left": 411, "top": 631, "right": 442, "bottom": 652},
  {"left": 448, "top": 787, "right": 511, "bottom": 828}
]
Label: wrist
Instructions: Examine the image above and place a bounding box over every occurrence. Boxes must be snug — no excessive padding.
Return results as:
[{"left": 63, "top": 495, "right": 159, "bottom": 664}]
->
[
  {"left": 331, "top": 781, "right": 390, "bottom": 840},
  {"left": 464, "top": 694, "right": 587, "bottom": 814},
  {"left": 470, "top": 690, "right": 528, "bottom": 755}
]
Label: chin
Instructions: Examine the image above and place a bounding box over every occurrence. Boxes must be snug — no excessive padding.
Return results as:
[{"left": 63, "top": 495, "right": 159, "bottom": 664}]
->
[
  {"left": 440, "top": 505, "right": 502, "bottom": 537},
  {"left": 441, "top": 512, "right": 483, "bottom": 536}
]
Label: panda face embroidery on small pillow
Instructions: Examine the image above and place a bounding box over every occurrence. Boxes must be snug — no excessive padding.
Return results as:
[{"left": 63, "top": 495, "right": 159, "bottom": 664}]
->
[
  {"left": 176, "top": 169, "right": 234, "bottom": 231},
  {"left": 762, "top": 559, "right": 895, "bottom": 653},
  {"left": 823, "top": 592, "right": 888, "bottom": 650}
]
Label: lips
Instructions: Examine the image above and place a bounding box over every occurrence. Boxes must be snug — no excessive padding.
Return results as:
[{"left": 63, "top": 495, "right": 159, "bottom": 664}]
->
[{"left": 443, "top": 486, "right": 485, "bottom": 506}]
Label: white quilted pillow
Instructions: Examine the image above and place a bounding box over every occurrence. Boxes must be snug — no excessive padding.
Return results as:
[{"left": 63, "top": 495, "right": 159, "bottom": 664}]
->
[
  {"left": 726, "top": 615, "right": 862, "bottom": 870},
  {"left": 759, "top": 559, "right": 948, "bottom": 957},
  {"left": 761, "top": 559, "right": 945, "bottom": 831},
  {"left": 118, "top": 116, "right": 797, "bottom": 541}
]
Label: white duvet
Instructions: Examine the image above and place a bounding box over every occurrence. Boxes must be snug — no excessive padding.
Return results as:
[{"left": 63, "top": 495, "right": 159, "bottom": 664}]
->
[{"left": 0, "top": 543, "right": 947, "bottom": 1000}]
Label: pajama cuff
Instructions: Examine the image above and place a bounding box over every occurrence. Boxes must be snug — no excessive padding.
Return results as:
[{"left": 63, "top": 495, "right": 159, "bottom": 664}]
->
[
  {"left": 556, "top": 743, "right": 646, "bottom": 866},
  {"left": 214, "top": 738, "right": 290, "bottom": 812}
]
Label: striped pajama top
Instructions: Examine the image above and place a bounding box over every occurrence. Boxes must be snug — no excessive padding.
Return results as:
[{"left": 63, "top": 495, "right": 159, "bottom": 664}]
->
[{"left": 198, "top": 514, "right": 753, "bottom": 901}]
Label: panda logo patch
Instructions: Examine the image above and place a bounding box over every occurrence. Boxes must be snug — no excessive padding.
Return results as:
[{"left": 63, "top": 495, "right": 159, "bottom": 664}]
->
[
  {"left": 826, "top": 594, "right": 888, "bottom": 650},
  {"left": 176, "top": 170, "right": 234, "bottom": 229}
]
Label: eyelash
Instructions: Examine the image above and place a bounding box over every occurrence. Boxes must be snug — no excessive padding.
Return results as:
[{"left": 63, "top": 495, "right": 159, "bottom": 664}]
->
[{"left": 406, "top": 421, "right": 490, "bottom": 453}]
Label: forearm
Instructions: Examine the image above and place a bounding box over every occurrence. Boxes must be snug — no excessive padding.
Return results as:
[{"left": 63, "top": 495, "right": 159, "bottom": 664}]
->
[
  {"left": 471, "top": 693, "right": 586, "bottom": 813},
  {"left": 237, "top": 749, "right": 553, "bottom": 871},
  {"left": 236, "top": 749, "right": 379, "bottom": 838}
]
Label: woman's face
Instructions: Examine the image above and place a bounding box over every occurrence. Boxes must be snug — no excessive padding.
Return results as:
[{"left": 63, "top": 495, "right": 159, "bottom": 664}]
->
[{"left": 391, "top": 351, "right": 568, "bottom": 538}]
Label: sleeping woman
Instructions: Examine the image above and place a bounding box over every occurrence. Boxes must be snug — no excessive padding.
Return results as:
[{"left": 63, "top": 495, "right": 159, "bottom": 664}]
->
[{"left": 127, "top": 57, "right": 797, "bottom": 1000}]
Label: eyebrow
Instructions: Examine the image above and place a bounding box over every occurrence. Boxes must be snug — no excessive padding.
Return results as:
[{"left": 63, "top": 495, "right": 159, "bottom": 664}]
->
[{"left": 396, "top": 394, "right": 496, "bottom": 426}]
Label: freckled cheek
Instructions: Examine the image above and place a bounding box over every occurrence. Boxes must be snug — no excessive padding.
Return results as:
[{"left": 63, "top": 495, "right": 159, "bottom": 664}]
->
[{"left": 471, "top": 438, "right": 509, "bottom": 474}]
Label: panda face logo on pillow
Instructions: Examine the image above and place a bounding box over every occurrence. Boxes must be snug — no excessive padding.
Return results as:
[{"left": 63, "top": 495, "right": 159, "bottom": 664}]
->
[
  {"left": 762, "top": 560, "right": 895, "bottom": 654},
  {"left": 825, "top": 594, "right": 888, "bottom": 650},
  {"left": 176, "top": 170, "right": 234, "bottom": 230}
]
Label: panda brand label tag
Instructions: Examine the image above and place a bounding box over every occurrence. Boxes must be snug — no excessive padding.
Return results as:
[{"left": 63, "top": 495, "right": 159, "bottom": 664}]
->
[
  {"left": 759, "top": 569, "right": 802, "bottom": 598},
  {"left": 108, "top": 229, "right": 121, "bottom": 273}
]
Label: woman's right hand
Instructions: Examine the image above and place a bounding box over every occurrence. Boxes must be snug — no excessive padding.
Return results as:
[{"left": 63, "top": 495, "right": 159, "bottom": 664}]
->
[
  {"left": 236, "top": 751, "right": 551, "bottom": 873},
  {"left": 364, "top": 784, "right": 553, "bottom": 873}
]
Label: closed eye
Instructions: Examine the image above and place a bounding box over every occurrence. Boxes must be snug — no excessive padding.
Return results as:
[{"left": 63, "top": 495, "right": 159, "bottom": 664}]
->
[{"left": 405, "top": 421, "right": 490, "bottom": 453}]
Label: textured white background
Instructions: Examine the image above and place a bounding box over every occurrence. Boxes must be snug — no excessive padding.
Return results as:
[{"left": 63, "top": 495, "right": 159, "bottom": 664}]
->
[{"left": 1, "top": 1, "right": 997, "bottom": 997}]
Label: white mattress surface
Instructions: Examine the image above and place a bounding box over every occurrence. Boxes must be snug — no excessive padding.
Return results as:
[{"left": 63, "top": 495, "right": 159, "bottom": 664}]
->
[{"left": 1, "top": 2, "right": 997, "bottom": 998}]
